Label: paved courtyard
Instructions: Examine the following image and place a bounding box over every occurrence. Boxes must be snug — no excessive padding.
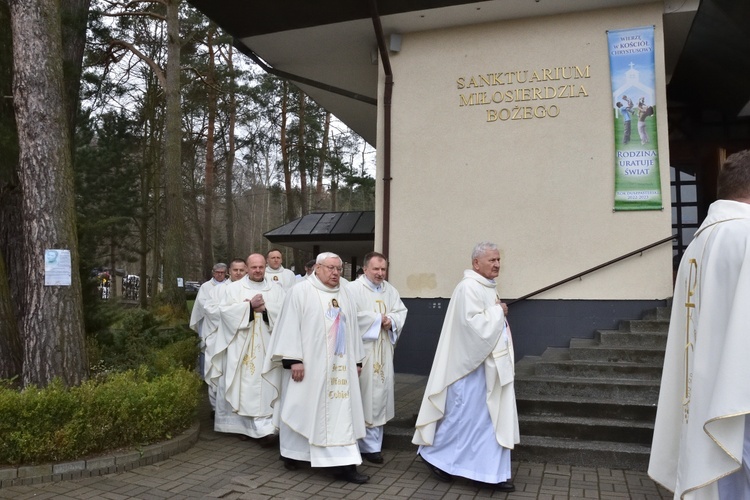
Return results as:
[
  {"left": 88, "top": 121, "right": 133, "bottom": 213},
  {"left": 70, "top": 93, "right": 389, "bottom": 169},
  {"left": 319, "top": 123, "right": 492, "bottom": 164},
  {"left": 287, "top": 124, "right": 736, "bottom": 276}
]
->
[{"left": 0, "top": 374, "right": 671, "bottom": 499}]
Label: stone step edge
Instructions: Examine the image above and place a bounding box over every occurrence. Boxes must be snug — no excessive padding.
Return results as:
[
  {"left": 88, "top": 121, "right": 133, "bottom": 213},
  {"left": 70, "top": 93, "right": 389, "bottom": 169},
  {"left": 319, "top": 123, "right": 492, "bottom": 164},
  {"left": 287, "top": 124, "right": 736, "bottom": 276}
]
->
[
  {"left": 520, "top": 414, "right": 654, "bottom": 429},
  {"left": 521, "top": 358, "right": 664, "bottom": 368},
  {"left": 516, "top": 375, "right": 661, "bottom": 386},
  {"left": 569, "top": 339, "right": 666, "bottom": 352},
  {"left": 0, "top": 422, "right": 199, "bottom": 488},
  {"left": 515, "top": 393, "right": 657, "bottom": 406},
  {"left": 517, "top": 434, "right": 651, "bottom": 453}
]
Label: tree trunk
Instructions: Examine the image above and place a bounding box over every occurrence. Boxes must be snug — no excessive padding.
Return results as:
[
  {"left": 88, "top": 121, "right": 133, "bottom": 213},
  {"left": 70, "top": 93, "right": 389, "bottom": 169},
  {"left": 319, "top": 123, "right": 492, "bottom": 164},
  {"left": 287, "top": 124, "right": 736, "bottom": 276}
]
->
[
  {"left": 280, "top": 81, "right": 294, "bottom": 221},
  {"left": 0, "top": 2, "right": 23, "bottom": 381},
  {"left": 202, "top": 25, "right": 216, "bottom": 278},
  {"left": 298, "top": 90, "right": 307, "bottom": 216},
  {"left": 59, "top": 0, "right": 90, "bottom": 147},
  {"left": 9, "top": 0, "right": 88, "bottom": 387},
  {"left": 162, "top": 0, "right": 186, "bottom": 312},
  {"left": 0, "top": 250, "right": 22, "bottom": 381},
  {"left": 225, "top": 45, "right": 236, "bottom": 259},
  {"left": 316, "top": 111, "right": 330, "bottom": 210}
]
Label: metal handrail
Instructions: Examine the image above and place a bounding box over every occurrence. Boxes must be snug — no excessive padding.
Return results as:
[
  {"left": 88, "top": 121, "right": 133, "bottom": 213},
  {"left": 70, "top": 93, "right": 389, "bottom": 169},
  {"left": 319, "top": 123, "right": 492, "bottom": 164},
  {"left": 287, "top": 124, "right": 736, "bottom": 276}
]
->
[{"left": 506, "top": 234, "right": 677, "bottom": 305}]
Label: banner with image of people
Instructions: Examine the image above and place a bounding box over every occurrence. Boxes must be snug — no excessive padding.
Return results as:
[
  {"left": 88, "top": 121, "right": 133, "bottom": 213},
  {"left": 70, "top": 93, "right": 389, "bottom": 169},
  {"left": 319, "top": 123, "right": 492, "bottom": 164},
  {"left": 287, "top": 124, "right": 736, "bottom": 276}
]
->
[{"left": 607, "top": 26, "right": 662, "bottom": 211}]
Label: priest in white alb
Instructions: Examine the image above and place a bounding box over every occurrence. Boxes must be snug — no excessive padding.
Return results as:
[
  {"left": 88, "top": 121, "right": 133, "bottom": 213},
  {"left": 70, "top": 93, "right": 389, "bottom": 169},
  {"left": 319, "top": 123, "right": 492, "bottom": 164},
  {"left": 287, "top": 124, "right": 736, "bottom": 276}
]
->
[
  {"left": 265, "top": 248, "right": 296, "bottom": 290},
  {"left": 348, "top": 251, "right": 408, "bottom": 464},
  {"left": 212, "top": 253, "right": 285, "bottom": 446},
  {"left": 649, "top": 149, "right": 750, "bottom": 499},
  {"left": 413, "top": 241, "right": 518, "bottom": 493},
  {"left": 189, "top": 262, "right": 228, "bottom": 413},
  {"left": 262, "top": 252, "right": 369, "bottom": 484}
]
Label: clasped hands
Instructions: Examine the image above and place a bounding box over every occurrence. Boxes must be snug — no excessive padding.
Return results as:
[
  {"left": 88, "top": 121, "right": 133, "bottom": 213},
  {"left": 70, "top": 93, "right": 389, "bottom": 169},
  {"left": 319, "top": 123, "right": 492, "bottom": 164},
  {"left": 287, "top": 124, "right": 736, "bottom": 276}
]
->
[{"left": 245, "top": 294, "right": 265, "bottom": 312}]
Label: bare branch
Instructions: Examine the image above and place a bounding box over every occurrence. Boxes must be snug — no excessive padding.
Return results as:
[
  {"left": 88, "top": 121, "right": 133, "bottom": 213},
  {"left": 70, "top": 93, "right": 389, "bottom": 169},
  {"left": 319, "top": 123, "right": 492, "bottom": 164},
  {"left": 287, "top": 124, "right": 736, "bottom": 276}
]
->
[
  {"left": 109, "top": 39, "right": 166, "bottom": 89},
  {"left": 183, "top": 66, "right": 224, "bottom": 94},
  {"left": 101, "top": 10, "right": 165, "bottom": 21}
]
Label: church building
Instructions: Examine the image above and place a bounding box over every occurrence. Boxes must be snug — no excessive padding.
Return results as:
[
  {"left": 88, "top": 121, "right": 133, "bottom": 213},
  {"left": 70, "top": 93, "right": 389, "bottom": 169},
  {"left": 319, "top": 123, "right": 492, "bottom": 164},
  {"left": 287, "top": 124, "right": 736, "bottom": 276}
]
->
[{"left": 188, "top": 0, "right": 750, "bottom": 374}]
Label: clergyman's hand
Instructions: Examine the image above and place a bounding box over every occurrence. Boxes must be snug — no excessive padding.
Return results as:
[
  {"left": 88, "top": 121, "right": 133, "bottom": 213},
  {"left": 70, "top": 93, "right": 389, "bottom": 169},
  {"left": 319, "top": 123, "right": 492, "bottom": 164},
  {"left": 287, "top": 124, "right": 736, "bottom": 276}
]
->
[
  {"left": 381, "top": 314, "right": 392, "bottom": 331},
  {"left": 291, "top": 363, "right": 304, "bottom": 382},
  {"left": 250, "top": 293, "right": 266, "bottom": 312}
]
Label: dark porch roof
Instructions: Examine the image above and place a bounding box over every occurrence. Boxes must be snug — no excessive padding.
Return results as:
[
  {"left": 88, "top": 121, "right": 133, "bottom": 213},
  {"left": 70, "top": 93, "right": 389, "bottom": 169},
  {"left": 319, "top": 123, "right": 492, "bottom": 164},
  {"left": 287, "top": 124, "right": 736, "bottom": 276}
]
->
[{"left": 264, "top": 211, "right": 375, "bottom": 261}]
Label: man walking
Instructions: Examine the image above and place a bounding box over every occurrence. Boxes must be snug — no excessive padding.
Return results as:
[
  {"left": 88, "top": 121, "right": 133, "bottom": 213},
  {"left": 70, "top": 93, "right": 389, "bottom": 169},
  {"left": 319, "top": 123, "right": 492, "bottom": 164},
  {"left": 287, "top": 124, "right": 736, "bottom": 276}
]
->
[
  {"left": 266, "top": 248, "right": 296, "bottom": 290},
  {"left": 348, "top": 251, "right": 408, "bottom": 464},
  {"left": 263, "top": 252, "right": 369, "bottom": 483},
  {"left": 213, "top": 254, "right": 285, "bottom": 445},
  {"left": 413, "top": 242, "right": 518, "bottom": 492},
  {"left": 189, "top": 262, "right": 228, "bottom": 414}
]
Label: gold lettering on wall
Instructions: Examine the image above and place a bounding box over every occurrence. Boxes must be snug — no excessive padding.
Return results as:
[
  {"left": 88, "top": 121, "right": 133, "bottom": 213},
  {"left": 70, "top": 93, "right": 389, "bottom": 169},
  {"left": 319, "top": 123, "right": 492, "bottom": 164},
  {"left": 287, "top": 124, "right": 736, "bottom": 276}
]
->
[{"left": 456, "top": 65, "right": 591, "bottom": 122}]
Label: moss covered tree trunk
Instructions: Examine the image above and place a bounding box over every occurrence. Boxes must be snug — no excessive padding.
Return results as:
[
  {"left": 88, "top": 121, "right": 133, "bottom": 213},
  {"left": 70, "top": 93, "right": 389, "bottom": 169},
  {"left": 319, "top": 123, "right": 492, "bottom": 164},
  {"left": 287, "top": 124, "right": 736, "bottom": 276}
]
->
[{"left": 9, "top": 0, "right": 88, "bottom": 387}]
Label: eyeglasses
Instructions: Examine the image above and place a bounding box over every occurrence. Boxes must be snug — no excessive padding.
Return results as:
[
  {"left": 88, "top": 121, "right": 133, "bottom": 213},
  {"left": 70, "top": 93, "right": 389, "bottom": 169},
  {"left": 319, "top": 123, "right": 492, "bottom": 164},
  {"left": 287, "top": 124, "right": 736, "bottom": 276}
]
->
[{"left": 320, "top": 265, "right": 343, "bottom": 273}]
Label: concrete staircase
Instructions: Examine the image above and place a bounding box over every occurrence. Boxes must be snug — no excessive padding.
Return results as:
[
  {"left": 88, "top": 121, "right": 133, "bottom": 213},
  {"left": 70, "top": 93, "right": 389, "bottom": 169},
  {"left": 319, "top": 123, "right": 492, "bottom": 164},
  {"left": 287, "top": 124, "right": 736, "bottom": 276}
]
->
[{"left": 513, "top": 305, "right": 670, "bottom": 471}]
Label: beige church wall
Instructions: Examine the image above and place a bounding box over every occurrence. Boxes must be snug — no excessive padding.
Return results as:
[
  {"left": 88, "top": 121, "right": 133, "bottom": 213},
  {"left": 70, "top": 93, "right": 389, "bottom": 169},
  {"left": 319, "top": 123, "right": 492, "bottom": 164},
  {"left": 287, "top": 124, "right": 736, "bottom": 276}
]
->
[{"left": 374, "top": 2, "right": 673, "bottom": 300}]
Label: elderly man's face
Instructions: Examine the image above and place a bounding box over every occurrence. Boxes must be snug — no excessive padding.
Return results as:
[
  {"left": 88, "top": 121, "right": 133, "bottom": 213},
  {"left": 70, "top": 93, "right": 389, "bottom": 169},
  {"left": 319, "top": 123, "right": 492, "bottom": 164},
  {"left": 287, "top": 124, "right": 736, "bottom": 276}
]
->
[
  {"left": 247, "top": 255, "right": 266, "bottom": 283},
  {"left": 229, "top": 262, "right": 247, "bottom": 281},
  {"left": 363, "top": 257, "right": 387, "bottom": 286},
  {"left": 473, "top": 248, "right": 501, "bottom": 280},
  {"left": 316, "top": 257, "right": 342, "bottom": 288},
  {"left": 212, "top": 268, "right": 227, "bottom": 282},
  {"left": 267, "top": 251, "right": 282, "bottom": 270}
]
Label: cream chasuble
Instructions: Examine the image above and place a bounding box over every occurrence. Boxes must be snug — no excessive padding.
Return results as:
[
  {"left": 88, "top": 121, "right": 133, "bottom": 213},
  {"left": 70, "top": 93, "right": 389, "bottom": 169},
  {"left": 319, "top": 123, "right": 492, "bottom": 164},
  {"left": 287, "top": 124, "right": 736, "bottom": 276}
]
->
[
  {"left": 189, "top": 278, "right": 227, "bottom": 383},
  {"left": 649, "top": 200, "right": 750, "bottom": 499},
  {"left": 348, "top": 276, "right": 408, "bottom": 427},
  {"left": 413, "top": 269, "right": 519, "bottom": 450},
  {"left": 265, "top": 265, "right": 296, "bottom": 291},
  {"left": 262, "top": 274, "right": 365, "bottom": 465},
  {"left": 213, "top": 276, "right": 284, "bottom": 438}
]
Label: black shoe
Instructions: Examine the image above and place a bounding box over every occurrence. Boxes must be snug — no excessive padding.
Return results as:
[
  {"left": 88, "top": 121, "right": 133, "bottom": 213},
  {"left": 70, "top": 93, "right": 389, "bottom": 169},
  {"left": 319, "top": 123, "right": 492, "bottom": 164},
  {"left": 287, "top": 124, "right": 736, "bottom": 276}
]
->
[
  {"left": 419, "top": 455, "right": 453, "bottom": 482},
  {"left": 361, "top": 451, "right": 384, "bottom": 464},
  {"left": 474, "top": 480, "right": 515, "bottom": 492},
  {"left": 334, "top": 465, "right": 370, "bottom": 484},
  {"left": 257, "top": 434, "right": 278, "bottom": 448},
  {"left": 281, "top": 457, "right": 301, "bottom": 471}
]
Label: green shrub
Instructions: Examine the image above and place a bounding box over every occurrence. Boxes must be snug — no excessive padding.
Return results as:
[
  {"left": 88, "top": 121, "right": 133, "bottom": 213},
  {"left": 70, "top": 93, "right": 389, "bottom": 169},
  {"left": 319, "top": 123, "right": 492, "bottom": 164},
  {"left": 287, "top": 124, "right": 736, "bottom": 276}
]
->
[
  {"left": 94, "top": 309, "right": 198, "bottom": 374},
  {"left": 152, "top": 338, "right": 200, "bottom": 374},
  {"left": 0, "top": 367, "right": 201, "bottom": 465}
]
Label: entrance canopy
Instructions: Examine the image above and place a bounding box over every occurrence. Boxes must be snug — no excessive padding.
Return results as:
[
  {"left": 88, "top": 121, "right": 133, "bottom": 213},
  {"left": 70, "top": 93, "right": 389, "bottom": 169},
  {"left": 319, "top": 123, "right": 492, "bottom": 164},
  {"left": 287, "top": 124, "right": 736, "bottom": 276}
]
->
[{"left": 264, "top": 211, "right": 375, "bottom": 262}]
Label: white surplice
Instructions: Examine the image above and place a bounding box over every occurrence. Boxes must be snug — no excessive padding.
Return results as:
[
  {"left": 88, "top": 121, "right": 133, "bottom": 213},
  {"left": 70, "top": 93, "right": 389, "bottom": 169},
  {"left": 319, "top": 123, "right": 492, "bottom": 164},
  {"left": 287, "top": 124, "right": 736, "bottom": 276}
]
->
[
  {"left": 262, "top": 273, "right": 366, "bottom": 467},
  {"left": 212, "top": 276, "right": 284, "bottom": 438},
  {"left": 348, "top": 275, "right": 408, "bottom": 453},
  {"left": 188, "top": 278, "right": 227, "bottom": 408},
  {"left": 265, "top": 265, "right": 296, "bottom": 291},
  {"left": 649, "top": 200, "right": 750, "bottom": 499},
  {"left": 413, "top": 269, "right": 519, "bottom": 483}
]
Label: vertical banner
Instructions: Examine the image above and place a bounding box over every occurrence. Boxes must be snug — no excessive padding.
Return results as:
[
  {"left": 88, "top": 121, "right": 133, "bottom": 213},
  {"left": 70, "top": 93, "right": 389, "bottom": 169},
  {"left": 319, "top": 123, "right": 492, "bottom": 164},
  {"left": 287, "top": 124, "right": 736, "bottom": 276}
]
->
[{"left": 607, "top": 26, "right": 662, "bottom": 211}]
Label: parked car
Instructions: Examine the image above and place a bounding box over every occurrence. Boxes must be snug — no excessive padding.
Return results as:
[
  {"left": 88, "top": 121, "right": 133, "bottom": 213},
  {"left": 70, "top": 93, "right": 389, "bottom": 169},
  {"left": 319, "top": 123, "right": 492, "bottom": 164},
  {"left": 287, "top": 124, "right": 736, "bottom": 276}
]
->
[{"left": 185, "top": 281, "right": 201, "bottom": 300}]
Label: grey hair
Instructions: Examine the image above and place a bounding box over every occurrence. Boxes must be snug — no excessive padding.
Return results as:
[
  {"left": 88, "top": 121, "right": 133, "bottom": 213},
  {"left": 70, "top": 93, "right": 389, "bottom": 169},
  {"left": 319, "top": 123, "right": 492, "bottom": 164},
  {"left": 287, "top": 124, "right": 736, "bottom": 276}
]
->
[
  {"left": 471, "top": 241, "right": 498, "bottom": 261},
  {"left": 212, "top": 262, "right": 228, "bottom": 272},
  {"left": 316, "top": 252, "right": 342, "bottom": 265}
]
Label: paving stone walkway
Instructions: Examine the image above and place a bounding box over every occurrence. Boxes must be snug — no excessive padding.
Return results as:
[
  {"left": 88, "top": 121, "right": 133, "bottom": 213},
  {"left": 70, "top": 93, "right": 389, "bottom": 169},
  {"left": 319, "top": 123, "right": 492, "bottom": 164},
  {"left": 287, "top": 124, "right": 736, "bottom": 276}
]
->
[{"left": 0, "top": 374, "right": 671, "bottom": 499}]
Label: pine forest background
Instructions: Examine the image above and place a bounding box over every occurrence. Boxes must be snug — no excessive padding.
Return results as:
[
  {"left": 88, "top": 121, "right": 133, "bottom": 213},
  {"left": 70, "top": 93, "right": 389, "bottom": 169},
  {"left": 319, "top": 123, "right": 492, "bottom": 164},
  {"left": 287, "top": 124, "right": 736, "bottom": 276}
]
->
[{"left": 6, "top": 0, "right": 375, "bottom": 296}]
